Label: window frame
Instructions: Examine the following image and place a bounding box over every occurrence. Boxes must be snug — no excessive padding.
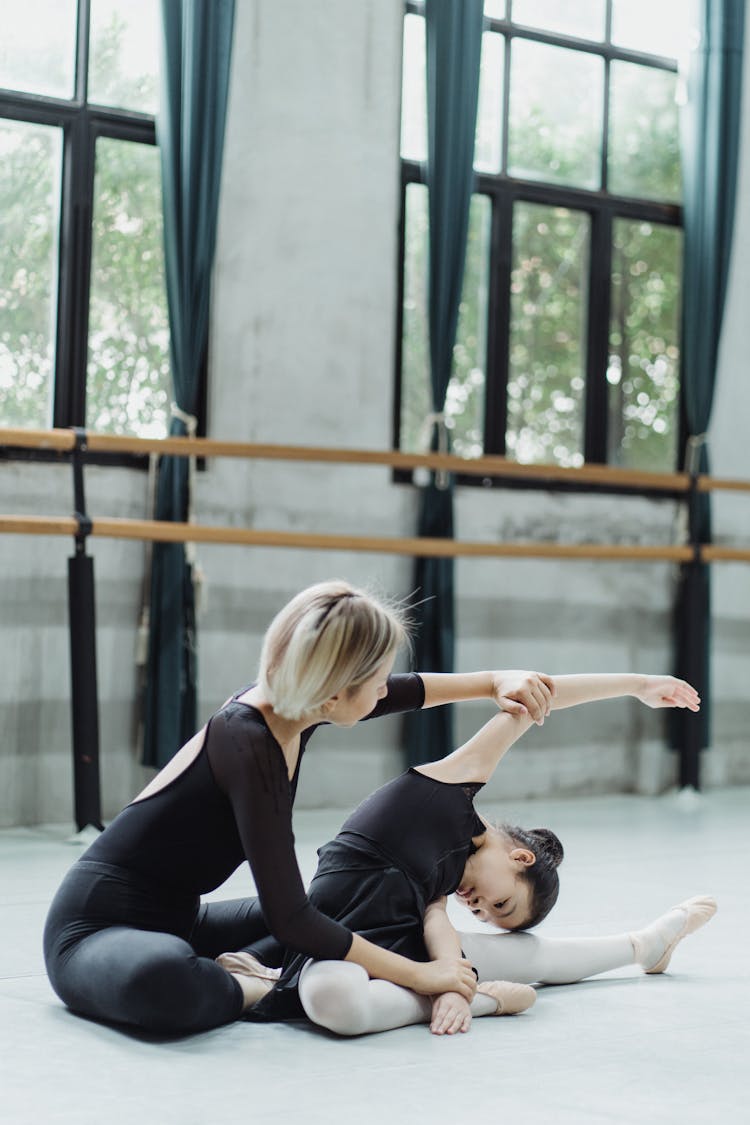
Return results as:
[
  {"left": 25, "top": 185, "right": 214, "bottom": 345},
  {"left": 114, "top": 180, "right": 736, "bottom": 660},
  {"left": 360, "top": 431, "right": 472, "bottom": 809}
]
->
[
  {"left": 394, "top": 0, "right": 687, "bottom": 491},
  {"left": 0, "top": 0, "right": 200, "bottom": 466}
]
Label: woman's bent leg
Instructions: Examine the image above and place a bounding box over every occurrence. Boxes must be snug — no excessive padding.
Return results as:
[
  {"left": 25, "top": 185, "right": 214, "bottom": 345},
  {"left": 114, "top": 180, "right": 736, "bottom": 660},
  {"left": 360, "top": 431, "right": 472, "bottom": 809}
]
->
[{"left": 48, "top": 926, "right": 244, "bottom": 1034}]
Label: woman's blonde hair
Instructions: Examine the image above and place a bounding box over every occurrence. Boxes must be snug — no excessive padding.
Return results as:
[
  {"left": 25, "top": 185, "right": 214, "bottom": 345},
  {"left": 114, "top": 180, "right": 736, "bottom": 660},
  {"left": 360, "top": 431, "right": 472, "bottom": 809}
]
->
[{"left": 258, "top": 580, "right": 409, "bottom": 720}]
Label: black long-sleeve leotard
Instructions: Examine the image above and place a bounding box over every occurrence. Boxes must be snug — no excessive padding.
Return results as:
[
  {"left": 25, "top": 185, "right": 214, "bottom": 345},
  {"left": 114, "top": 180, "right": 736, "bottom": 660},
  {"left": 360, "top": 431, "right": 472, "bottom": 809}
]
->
[{"left": 43, "top": 672, "right": 425, "bottom": 1032}]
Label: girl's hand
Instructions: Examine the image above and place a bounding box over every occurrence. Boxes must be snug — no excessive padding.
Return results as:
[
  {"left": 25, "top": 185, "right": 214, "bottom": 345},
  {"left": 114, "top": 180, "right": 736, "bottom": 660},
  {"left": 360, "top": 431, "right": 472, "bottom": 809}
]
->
[
  {"left": 413, "top": 958, "right": 477, "bottom": 1002},
  {"left": 430, "top": 992, "right": 472, "bottom": 1035},
  {"left": 634, "top": 675, "right": 701, "bottom": 711},
  {"left": 491, "top": 670, "right": 555, "bottom": 725}
]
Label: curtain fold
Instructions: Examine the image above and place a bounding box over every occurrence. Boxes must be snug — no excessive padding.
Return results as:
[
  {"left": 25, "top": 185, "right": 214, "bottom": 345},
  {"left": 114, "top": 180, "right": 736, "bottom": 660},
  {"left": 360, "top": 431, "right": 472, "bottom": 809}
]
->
[
  {"left": 142, "top": 0, "right": 236, "bottom": 767},
  {"left": 672, "top": 0, "right": 744, "bottom": 779},
  {"left": 405, "top": 0, "right": 483, "bottom": 765}
]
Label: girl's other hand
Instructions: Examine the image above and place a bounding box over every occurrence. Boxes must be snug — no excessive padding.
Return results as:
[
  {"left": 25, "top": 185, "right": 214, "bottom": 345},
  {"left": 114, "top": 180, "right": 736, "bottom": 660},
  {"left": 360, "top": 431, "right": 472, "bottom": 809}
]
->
[
  {"left": 430, "top": 992, "right": 472, "bottom": 1035},
  {"left": 413, "top": 958, "right": 477, "bottom": 1001}
]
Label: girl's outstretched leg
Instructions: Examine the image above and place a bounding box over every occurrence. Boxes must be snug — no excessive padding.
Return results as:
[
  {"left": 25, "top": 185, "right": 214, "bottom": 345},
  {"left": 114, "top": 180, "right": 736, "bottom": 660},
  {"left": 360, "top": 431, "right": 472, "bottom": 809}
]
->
[{"left": 459, "top": 895, "right": 717, "bottom": 985}]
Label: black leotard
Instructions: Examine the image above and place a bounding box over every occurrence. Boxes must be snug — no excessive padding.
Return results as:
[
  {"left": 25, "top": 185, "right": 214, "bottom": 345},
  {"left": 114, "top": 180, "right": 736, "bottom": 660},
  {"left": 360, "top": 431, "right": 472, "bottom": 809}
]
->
[
  {"left": 43, "top": 673, "right": 424, "bottom": 1034},
  {"left": 250, "top": 768, "right": 486, "bottom": 1021}
]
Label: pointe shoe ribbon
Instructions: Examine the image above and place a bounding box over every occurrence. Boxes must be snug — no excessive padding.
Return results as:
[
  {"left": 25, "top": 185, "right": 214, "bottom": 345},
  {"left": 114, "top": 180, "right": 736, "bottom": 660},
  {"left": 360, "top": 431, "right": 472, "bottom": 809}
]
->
[
  {"left": 645, "top": 895, "right": 717, "bottom": 974},
  {"left": 476, "top": 980, "right": 536, "bottom": 1015}
]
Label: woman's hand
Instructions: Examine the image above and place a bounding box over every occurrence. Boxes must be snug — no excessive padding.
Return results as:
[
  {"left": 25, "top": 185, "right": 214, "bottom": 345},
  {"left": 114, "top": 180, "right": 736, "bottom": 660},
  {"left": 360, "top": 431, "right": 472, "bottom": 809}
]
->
[
  {"left": 430, "top": 992, "right": 472, "bottom": 1035},
  {"left": 412, "top": 958, "right": 477, "bottom": 1002},
  {"left": 634, "top": 675, "right": 701, "bottom": 711},
  {"left": 491, "top": 670, "right": 555, "bottom": 724}
]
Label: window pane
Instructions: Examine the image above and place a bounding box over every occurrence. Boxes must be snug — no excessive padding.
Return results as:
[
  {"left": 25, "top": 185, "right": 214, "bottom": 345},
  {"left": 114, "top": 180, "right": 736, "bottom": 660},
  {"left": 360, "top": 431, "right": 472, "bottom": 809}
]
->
[
  {"left": 507, "top": 203, "right": 589, "bottom": 467},
  {"left": 608, "top": 220, "right": 682, "bottom": 472},
  {"left": 485, "top": 0, "right": 507, "bottom": 19},
  {"left": 401, "top": 14, "right": 427, "bottom": 162},
  {"left": 475, "top": 32, "right": 504, "bottom": 174},
  {"left": 0, "top": 121, "right": 61, "bottom": 429},
  {"left": 608, "top": 63, "right": 681, "bottom": 201},
  {"left": 87, "top": 139, "right": 170, "bottom": 436},
  {"left": 399, "top": 185, "right": 490, "bottom": 459},
  {"left": 508, "top": 40, "right": 603, "bottom": 189},
  {"left": 89, "top": 0, "right": 160, "bottom": 114},
  {"left": 0, "top": 0, "right": 76, "bottom": 99},
  {"left": 512, "top": 0, "right": 606, "bottom": 41},
  {"left": 611, "top": 0, "right": 698, "bottom": 59}
]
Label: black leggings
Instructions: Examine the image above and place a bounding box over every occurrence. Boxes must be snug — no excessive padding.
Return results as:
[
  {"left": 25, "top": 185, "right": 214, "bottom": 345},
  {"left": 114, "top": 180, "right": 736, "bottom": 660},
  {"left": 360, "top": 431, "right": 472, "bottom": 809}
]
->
[{"left": 43, "top": 860, "right": 274, "bottom": 1035}]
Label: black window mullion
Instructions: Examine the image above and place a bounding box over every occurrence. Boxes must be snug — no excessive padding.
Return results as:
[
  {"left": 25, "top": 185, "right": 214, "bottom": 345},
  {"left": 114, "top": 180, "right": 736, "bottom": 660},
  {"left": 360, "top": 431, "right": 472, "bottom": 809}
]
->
[
  {"left": 392, "top": 171, "right": 409, "bottom": 452},
  {"left": 54, "top": 111, "right": 95, "bottom": 428},
  {"left": 75, "top": 0, "right": 91, "bottom": 104},
  {"left": 483, "top": 188, "right": 513, "bottom": 456},
  {"left": 584, "top": 206, "right": 613, "bottom": 464}
]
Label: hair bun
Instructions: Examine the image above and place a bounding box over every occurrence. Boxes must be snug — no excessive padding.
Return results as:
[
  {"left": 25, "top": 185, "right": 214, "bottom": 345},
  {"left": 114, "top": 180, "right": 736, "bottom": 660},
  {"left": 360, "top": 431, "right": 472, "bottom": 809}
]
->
[{"left": 530, "top": 828, "right": 564, "bottom": 868}]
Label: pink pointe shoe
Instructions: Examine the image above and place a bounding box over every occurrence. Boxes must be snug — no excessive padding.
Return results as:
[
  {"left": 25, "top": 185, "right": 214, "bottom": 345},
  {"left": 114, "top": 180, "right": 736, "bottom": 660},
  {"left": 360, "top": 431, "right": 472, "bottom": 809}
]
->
[{"left": 476, "top": 980, "right": 537, "bottom": 1015}]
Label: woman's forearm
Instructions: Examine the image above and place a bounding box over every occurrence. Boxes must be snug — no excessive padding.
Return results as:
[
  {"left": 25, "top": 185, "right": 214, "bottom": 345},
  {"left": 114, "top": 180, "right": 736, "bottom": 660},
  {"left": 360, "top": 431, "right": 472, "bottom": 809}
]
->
[
  {"left": 419, "top": 672, "right": 493, "bottom": 708},
  {"left": 420, "top": 669, "right": 554, "bottom": 725}
]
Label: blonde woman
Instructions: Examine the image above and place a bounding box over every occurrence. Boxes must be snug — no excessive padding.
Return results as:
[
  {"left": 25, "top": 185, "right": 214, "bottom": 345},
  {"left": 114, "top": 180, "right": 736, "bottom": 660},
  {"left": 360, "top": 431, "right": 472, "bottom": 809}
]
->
[{"left": 43, "top": 579, "right": 554, "bottom": 1034}]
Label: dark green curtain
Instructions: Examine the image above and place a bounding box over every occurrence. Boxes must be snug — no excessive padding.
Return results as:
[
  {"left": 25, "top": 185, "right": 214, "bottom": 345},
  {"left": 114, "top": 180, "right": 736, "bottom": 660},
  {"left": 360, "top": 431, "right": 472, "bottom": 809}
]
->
[
  {"left": 143, "top": 0, "right": 236, "bottom": 767},
  {"left": 405, "top": 0, "right": 483, "bottom": 765},
  {"left": 672, "top": 0, "right": 744, "bottom": 783}
]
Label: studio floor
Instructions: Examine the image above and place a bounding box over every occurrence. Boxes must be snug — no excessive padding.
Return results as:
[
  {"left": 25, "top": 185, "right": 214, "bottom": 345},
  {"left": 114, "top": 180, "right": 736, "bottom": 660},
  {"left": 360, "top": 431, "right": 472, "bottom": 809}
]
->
[{"left": 1, "top": 786, "right": 747, "bottom": 1125}]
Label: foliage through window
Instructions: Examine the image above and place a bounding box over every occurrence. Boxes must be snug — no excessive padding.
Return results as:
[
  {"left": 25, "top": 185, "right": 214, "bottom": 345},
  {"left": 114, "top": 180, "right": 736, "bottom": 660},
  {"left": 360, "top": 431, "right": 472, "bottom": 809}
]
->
[
  {"left": 0, "top": 0, "right": 169, "bottom": 438},
  {"left": 398, "top": 0, "right": 696, "bottom": 474}
]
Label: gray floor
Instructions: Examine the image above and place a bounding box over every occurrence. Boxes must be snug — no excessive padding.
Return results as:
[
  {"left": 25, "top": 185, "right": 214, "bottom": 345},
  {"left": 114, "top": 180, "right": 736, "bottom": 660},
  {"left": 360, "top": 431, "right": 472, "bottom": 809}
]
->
[{"left": 1, "top": 787, "right": 747, "bottom": 1125}]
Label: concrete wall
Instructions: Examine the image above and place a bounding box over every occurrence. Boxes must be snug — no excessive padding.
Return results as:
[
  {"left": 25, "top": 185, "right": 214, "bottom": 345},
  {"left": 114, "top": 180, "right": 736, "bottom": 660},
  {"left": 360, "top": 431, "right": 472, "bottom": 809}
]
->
[{"left": 1, "top": 0, "right": 748, "bottom": 827}]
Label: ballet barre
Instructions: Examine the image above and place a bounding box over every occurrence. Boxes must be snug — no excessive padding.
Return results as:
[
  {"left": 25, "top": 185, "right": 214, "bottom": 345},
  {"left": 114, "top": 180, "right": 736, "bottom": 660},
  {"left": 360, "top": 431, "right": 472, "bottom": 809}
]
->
[
  {"left": 2, "top": 425, "right": 748, "bottom": 828},
  {"left": 3, "top": 425, "right": 750, "bottom": 494},
  {"left": 3, "top": 513, "right": 750, "bottom": 563}
]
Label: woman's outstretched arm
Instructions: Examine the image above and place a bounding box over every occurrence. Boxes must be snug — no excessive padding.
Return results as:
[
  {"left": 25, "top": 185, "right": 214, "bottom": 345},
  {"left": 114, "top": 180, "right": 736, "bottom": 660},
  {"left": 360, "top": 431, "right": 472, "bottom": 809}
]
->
[
  {"left": 418, "top": 673, "right": 699, "bottom": 785},
  {"left": 419, "top": 670, "right": 555, "bottom": 725}
]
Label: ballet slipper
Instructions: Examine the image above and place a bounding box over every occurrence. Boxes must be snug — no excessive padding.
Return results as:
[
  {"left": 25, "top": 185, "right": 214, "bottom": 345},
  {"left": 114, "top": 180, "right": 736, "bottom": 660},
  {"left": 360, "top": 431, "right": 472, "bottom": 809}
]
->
[
  {"left": 636, "top": 895, "right": 718, "bottom": 975},
  {"left": 216, "top": 951, "right": 282, "bottom": 981},
  {"left": 476, "top": 980, "right": 537, "bottom": 1015}
]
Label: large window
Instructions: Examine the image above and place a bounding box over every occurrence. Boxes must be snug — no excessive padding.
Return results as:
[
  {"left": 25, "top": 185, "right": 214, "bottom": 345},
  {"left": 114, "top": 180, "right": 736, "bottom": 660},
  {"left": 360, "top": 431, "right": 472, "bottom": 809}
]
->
[
  {"left": 0, "top": 0, "right": 170, "bottom": 438},
  {"left": 397, "top": 0, "right": 696, "bottom": 474}
]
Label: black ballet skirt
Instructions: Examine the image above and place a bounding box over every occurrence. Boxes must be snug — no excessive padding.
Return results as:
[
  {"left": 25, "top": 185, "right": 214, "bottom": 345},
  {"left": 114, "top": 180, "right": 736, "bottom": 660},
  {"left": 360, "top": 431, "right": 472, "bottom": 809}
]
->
[{"left": 249, "top": 768, "right": 485, "bottom": 1021}]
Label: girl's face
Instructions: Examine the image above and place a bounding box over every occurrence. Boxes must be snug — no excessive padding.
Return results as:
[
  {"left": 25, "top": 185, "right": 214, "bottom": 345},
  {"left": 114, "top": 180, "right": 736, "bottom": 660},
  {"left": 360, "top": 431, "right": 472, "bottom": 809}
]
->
[
  {"left": 324, "top": 652, "right": 396, "bottom": 727},
  {"left": 455, "top": 832, "right": 535, "bottom": 930}
]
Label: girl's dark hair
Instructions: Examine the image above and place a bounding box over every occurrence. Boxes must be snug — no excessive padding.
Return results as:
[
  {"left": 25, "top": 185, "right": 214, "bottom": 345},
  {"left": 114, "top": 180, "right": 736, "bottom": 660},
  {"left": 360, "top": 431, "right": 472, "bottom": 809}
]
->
[{"left": 501, "top": 824, "right": 564, "bottom": 930}]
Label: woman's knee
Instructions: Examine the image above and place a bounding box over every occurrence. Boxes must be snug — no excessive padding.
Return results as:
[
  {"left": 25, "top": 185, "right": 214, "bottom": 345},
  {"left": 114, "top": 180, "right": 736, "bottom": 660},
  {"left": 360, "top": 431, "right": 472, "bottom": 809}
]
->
[{"left": 299, "top": 961, "right": 372, "bottom": 1036}]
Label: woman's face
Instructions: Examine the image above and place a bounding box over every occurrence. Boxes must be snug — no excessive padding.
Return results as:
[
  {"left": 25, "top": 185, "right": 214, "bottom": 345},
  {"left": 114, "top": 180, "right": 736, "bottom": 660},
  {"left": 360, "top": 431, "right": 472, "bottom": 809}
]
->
[
  {"left": 325, "top": 652, "right": 396, "bottom": 727},
  {"left": 455, "top": 833, "right": 535, "bottom": 930}
]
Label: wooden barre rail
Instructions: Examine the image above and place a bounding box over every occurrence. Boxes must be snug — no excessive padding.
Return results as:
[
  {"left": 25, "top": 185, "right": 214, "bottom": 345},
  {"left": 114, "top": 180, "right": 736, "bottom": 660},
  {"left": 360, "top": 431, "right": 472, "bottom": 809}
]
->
[
  {"left": 3, "top": 513, "right": 750, "bottom": 562},
  {"left": 3, "top": 426, "right": 750, "bottom": 495}
]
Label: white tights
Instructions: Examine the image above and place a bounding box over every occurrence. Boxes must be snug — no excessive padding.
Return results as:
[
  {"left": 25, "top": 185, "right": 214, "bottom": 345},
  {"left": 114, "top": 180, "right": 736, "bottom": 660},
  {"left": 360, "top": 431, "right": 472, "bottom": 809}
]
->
[
  {"left": 299, "top": 908, "right": 690, "bottom": 1036},
  {"left": 299, "top": 960, "right": 499, "bottom": 1036}
]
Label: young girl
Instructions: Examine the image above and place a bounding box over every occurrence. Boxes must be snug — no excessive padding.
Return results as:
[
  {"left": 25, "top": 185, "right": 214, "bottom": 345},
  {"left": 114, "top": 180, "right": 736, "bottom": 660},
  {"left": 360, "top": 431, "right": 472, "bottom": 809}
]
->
[
  {"left": 43, "top": 579, "right": 556, "bottom": 1034},
  {"left": 221, "top": 672, "right": 714, "bottom": 1037}
]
